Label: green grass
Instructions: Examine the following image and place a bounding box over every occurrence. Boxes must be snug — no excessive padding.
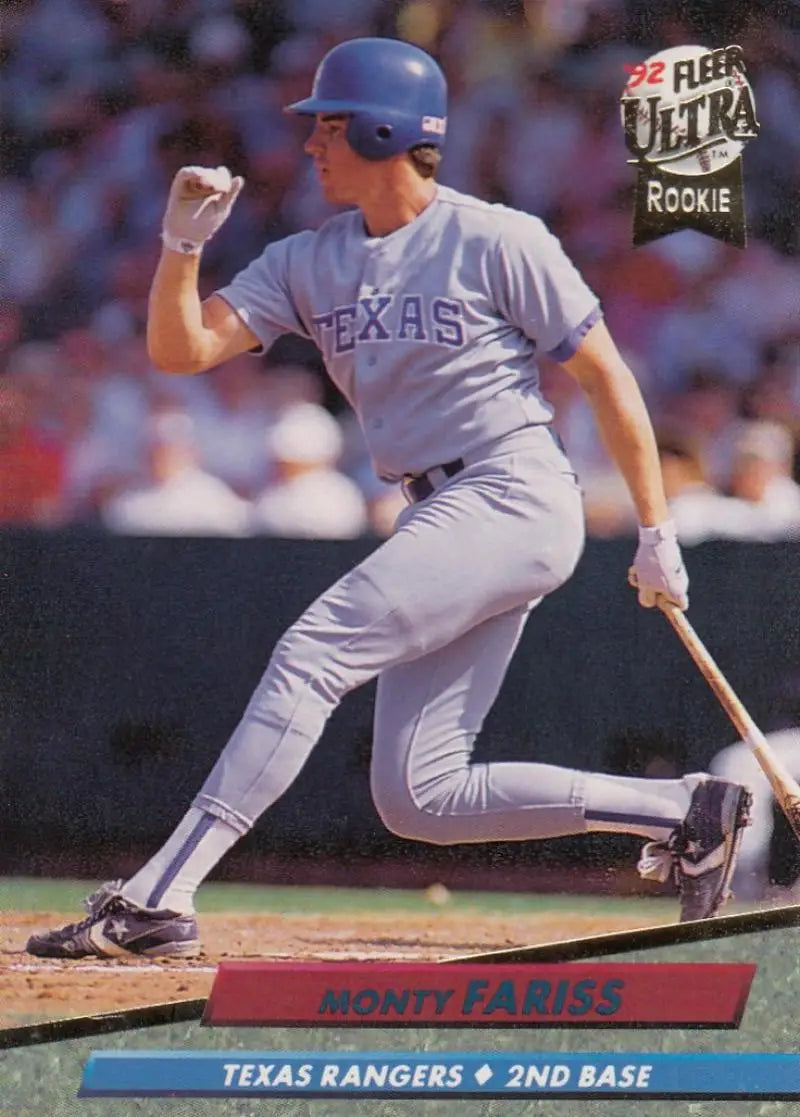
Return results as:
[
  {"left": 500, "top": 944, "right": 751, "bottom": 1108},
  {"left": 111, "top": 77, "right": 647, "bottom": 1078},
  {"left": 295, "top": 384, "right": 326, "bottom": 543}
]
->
[{"left": 0, "top": 876, "right": 676, "bottom": 919}]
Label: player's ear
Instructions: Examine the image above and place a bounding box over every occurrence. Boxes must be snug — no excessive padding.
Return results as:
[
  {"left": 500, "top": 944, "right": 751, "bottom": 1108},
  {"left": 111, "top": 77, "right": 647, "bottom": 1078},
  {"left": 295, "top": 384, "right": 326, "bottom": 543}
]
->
[{"left": 408, "top": 145, "right": 441, "bottom": 179}]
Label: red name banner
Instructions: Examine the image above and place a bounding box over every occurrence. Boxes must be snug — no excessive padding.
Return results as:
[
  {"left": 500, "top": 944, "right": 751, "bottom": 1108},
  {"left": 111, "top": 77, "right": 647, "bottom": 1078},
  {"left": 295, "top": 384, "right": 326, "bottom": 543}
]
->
[{"left": 203, "top": 962, "right": 755, "bottom": 1027}]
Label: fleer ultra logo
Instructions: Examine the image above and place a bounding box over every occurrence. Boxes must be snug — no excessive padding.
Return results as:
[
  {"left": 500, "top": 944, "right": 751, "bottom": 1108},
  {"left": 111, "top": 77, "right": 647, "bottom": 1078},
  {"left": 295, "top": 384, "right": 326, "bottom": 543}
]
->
[{"left": 620, "top": 44, "right": 760, "bottom": 247}]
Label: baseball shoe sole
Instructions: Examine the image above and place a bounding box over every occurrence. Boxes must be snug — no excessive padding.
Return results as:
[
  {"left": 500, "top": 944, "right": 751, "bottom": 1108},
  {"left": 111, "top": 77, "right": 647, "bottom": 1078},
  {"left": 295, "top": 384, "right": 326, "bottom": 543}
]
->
[
  {"left": 638, "top": 776, "right": 753, "bottom": 921},
  {"left": 25, "top": 880, "right": 200, "bottom": 959}
]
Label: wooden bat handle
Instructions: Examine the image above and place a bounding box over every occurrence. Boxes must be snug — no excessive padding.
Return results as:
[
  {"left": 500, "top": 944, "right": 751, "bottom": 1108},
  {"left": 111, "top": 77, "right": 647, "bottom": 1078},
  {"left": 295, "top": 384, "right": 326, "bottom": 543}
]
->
[{"left": 659, "top": 601, "right": 800, "bottom": 841}]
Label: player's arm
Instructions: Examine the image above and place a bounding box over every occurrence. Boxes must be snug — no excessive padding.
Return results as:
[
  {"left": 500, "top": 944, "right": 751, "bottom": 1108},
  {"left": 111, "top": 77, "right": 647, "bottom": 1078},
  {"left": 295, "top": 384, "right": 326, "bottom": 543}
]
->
[
  {"left": 148, "top": 256, "right": 258, "bottom": 375},
  {"left": 561, "top": 318, "right": 688, "bottom": 609},
  {"left": 561, "top": 319, "right": 668, "bottom": 526},
  {"left": 147, "top": 166, "right": 258, "bottom": 375}
]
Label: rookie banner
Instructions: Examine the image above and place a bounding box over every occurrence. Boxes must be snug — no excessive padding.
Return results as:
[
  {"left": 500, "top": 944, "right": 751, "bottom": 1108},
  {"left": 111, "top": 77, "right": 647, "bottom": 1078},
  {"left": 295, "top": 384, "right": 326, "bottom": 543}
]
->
[
  {"left": 202, "top": 962, "right": 755, "bottom": 1027},
  {"left": 79, "top": 1052, "right": 800, "bottom": 1099}
]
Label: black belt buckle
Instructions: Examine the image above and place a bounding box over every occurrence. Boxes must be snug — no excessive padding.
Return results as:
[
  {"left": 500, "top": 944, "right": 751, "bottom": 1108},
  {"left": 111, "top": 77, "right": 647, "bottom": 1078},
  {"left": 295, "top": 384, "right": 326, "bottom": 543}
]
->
[{"left": 403, "top": 457, "right": 464, "bottom": 504}]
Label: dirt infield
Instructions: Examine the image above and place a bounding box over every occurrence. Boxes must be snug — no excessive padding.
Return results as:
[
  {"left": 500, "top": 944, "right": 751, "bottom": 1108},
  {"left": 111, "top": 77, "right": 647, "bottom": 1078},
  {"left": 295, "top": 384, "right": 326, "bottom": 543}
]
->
[{"left": 1, "top": 907, "right": 671, "bottom": 1029}]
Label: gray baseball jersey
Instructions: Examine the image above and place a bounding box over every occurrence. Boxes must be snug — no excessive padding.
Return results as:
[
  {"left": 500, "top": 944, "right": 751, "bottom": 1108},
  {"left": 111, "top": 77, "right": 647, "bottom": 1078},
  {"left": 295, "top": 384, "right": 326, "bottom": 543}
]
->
[{"left": 217, "top": 184, "right": 600, "bottom": 479}]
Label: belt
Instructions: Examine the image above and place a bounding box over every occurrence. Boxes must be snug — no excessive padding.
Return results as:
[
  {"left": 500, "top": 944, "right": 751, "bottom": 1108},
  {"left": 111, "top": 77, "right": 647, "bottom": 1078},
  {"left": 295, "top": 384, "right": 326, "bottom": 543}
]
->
[
  {"left": 402, "top": 458, "right": 464, "bottom": 503},
  {"left": 400, "top": 427, "right": 567, "bottom": 504}
]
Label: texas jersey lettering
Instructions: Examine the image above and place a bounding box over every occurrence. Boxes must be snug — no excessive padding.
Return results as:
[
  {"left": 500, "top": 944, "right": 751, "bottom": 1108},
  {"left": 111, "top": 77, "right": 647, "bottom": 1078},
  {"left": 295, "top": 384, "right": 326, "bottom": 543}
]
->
[
  {"left": 311, "top": 294, "right": 466, "bottom": 352},
  {"left": 217, "top": 186, "right": 599, "bottom": 479}
]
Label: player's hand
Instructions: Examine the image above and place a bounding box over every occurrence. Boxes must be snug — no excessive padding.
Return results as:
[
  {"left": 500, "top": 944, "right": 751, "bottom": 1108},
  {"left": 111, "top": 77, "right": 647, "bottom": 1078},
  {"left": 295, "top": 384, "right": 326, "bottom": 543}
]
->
[
  {"left": 628, "top": 519, "right": 689, "bottom": 610},
  {"left": 161, "top": 165, "right": 244, "bottom": 255}
]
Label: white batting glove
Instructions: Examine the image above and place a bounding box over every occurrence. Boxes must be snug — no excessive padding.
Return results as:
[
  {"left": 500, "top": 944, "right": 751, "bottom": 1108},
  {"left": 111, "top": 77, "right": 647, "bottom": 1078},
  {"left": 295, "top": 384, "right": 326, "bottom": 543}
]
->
[
  {"left": 628, "top": 519, "right": 689, "bottom": 610},
  {"left": 161, "top": 165, "right": 244, "bottom": 255}
]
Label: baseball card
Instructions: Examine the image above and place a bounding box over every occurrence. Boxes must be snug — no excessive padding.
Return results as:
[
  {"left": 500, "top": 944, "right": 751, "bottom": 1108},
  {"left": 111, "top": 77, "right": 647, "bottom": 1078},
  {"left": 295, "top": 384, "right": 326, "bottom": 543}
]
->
[{"left": 1, "top": 0, "right": 798, "bottom": 1113}]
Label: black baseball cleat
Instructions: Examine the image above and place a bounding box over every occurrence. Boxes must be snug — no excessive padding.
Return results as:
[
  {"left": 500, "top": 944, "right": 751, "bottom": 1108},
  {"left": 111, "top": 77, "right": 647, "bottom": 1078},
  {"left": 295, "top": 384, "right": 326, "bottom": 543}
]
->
[
  {"left": 637, "top": 776, "right": 753, "bottom": 922},
  {"left": 25, "top": 880, "right": 200, "bottom": 959}
]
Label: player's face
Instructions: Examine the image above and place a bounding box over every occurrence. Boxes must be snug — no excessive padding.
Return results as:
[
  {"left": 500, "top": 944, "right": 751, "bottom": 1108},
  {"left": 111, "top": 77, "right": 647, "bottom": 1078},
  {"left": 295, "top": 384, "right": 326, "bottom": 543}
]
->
[{"left": 305, "top": 114, "right": 369, "bottom": 204}]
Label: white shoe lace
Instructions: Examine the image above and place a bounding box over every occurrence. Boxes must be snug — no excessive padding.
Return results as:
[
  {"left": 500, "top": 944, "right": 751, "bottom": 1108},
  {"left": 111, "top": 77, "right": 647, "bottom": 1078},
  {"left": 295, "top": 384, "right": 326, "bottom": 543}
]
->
[
  {"left": 637, "top": 841, "right": 674, "bottom": 883},
  {"left": 83, "top": 879, "right": 124, "bottom": 915}
]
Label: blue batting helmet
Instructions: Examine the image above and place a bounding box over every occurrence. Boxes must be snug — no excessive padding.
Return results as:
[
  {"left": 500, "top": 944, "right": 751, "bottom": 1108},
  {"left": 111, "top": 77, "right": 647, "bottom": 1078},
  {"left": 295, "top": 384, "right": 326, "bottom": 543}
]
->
[{"left": 285, "top": 38, "right": 447, "bottom": 161}]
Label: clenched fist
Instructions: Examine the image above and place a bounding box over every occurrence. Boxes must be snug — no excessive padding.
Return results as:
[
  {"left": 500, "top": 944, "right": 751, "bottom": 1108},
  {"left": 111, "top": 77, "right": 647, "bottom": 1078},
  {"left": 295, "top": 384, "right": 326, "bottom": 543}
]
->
[{"left": 161, "top": 165, "right": 244, "bottom": 255}]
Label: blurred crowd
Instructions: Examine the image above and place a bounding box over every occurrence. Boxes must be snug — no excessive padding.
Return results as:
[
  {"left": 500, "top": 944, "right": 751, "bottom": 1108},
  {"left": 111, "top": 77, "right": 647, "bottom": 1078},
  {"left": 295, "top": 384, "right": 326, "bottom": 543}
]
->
[{"left": 1, "top": 0, "right": 799, "bottom": 540}]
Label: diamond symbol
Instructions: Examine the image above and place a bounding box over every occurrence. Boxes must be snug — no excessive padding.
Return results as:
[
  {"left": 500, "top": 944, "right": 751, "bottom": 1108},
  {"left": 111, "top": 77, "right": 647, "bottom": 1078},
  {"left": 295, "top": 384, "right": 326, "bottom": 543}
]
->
[{"left": 474, "top": 1064, "right": 493, "bottom": 1085}]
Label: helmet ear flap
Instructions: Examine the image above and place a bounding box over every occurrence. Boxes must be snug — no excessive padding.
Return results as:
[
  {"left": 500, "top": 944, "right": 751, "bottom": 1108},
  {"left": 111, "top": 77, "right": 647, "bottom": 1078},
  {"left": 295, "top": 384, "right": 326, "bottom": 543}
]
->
[{"left": 346, "top": 113, "right": 397, "bottom": 161}]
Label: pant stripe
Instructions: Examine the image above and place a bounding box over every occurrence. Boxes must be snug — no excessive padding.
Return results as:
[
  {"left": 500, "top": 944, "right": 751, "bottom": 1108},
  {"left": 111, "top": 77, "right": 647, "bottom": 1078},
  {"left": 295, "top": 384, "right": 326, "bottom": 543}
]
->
[
  {"left": 147, "top": 813, "right": 215, "bottom": 908},
  {"left": 581, "top": 813, "right": 679, "bottom": 831},
  {"left": 585, "top": 809, "right": 682, "bottom": 829}
]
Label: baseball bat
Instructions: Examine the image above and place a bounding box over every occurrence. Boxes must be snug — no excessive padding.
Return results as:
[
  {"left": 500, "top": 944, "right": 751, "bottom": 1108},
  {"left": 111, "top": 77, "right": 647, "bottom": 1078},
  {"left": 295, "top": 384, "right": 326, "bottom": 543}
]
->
[{"left": 659, "top": 601, "right": 800, "bottom": 842}]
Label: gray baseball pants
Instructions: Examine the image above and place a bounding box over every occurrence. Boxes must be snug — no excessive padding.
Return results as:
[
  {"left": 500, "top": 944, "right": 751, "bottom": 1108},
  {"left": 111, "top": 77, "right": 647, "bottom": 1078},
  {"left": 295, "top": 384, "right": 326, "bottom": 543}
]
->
[{"left": 193, "top": 426, "right": 590, "bottom": 843}]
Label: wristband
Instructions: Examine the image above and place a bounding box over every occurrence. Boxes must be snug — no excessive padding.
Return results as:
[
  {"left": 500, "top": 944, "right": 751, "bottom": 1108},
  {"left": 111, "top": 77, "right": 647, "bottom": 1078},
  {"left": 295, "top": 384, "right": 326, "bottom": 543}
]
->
[
  {"left": 161, "top": 230, "right": 204, "bottom": 256},
  {"left": 637, "top": 519, "right": 678, "bottom": 545}
]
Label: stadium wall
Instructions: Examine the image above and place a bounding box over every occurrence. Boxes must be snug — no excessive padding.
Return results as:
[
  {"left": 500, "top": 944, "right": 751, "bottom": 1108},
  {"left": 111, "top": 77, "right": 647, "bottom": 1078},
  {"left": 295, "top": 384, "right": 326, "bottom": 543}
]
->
[{"left": 1, "top": 531, "right": 798, "bottom": 875}]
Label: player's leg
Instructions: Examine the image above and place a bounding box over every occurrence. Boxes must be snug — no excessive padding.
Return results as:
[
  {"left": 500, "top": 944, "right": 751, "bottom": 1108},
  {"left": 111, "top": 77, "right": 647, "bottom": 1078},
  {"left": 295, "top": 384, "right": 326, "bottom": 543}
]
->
[
  {"left": 370, "top": 608, "right": 752, "bottom": 922},
  {"left": 371, "top": 609, "right": 702, "bottom": 846},
  {"left": 25, "top": 548, "right": 430, "bottom": 956},
  {"left": 25, "top": 554, "right": 425, "bottom": 958}
]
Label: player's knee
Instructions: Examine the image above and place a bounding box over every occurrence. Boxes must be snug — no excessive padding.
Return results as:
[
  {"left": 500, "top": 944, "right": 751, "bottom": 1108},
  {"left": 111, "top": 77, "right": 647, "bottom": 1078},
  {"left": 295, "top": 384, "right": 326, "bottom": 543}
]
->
[
  {"left": 375, "top": 805, "right": 455, "bottom": 845},
  {"left": 371, "top": 780, "right": 461, "bottom": 845},
  {"left": 267, "top": 620, "right": 354, "bottom": 707}
]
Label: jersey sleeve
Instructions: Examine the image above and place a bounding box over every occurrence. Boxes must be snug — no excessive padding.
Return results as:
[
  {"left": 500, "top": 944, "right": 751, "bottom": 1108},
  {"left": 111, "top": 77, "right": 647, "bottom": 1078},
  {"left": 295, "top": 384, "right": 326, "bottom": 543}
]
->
[
  {"left": 214, "top": 232, "right": 314, "bottom": 350},
  {"left": 492, "top": 213, "right": 601, "bottom": 360}
]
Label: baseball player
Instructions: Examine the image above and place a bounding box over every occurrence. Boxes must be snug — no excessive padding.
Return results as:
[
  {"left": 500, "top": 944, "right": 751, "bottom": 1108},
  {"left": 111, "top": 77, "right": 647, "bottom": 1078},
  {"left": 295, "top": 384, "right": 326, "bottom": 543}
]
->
[{"left": 28, "top": 38, "right": 752, "bottom": 958}]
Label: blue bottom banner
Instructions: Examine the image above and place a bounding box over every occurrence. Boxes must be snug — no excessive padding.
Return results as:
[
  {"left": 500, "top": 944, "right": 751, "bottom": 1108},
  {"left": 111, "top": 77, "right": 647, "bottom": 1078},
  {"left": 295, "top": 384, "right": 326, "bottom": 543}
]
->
[{"left": 79, "top": 1051, "right": 799, "bottom": 1098}]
